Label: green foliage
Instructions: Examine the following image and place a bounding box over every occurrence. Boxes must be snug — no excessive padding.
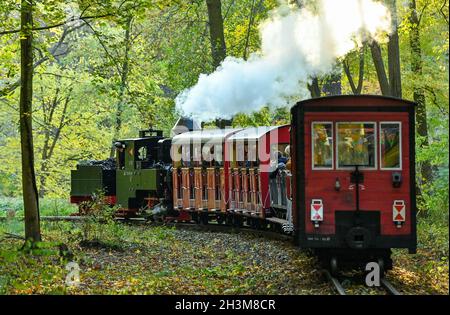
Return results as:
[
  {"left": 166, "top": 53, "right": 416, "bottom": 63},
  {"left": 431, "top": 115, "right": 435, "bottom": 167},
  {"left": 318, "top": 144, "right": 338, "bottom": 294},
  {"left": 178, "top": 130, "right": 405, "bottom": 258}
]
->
[
  {"left": 0, "top": 197, "right": 77, "bottom": 217},
  {"left": 232, "top": 106, "right": 290, "bottom": 127},
  {"left": 75, "top": 191, "right": 123, "bottom": 246},
  {"left": 1, "top": 0, "right": 284, "bottom": 197}
]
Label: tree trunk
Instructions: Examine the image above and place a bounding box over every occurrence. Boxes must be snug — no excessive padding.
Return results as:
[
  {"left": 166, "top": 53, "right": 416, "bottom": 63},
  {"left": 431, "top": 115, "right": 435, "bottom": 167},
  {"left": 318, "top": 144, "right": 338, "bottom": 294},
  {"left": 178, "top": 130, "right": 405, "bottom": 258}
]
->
[
  {"left": 243, "top": 0, "right": 256, "bottom": 60},
  {"left": 370, "top": 0, "right": 402, "bottom": 97},
  {"left": 409, "top": 0, "right": 433, "bottom": 186},
  {"left": 206, "top": 0, "right": 226, "bottom": 69},
  {"left": 370, "top": 41, "right": 390, "bottom": 95},
  {"left": 387, "top": 0, "right": 402, "bottom": 98},
  {"left": 20, "top": 0, "right": 41, "bottom": 242},
  {"left": 114, "top": 16, "right": 132, "bottom": 139},
  {"left": 307, "top": 78, "right": 321, "bottom": 98},
  {"left": 343, "top": 45, "right": 365, "bottom": 95}
]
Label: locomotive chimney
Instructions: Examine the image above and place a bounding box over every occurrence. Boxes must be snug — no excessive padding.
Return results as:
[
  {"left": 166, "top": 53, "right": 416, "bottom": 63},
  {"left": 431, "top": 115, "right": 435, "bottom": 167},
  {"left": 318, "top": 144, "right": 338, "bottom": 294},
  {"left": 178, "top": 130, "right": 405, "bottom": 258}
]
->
[
  {"left": 215, "top": 118, "right": 233, "bottom": 129},
  {"left": 171, "top": 116, "right": 200, "bottom": 137}
]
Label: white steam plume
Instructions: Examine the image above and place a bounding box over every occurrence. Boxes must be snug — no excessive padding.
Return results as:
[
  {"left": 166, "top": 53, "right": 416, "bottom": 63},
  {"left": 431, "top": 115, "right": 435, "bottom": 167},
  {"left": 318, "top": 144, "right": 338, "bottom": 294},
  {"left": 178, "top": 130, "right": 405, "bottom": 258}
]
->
[{"left": 175, "top": 0, "right": 391, "bottom": 122}]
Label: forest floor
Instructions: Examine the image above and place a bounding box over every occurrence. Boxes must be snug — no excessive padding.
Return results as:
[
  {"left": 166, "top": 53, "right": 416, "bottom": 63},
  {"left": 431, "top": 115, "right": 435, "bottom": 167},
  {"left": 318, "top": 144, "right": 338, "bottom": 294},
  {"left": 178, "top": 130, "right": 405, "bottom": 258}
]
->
[{"left": 0, "top": 199, "right": 448, "bottom": 295}]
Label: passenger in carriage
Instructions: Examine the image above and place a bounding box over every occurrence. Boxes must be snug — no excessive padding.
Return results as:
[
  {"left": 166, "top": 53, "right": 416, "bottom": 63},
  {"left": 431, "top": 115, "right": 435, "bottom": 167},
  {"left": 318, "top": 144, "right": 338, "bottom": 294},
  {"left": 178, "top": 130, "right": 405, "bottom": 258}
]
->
[
  {"left": 285, "top": 145, "right": 291, "bottom": 172},
  {"left": 270, "top": 151, "right": 287, "bottom": 179},
  {"left": 278, "top": 151, "right": 288, "bottom": 164}
]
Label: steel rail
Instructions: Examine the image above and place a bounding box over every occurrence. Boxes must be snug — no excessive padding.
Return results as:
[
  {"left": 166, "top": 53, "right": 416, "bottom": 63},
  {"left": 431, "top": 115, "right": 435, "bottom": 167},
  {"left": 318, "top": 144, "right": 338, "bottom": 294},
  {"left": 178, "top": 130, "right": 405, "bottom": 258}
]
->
[
  {"left": 380, "top": 278, "right": 402, "bottom": 295},
  {"left": 323, "top": 269, "right": 347, "bottom": 295}
]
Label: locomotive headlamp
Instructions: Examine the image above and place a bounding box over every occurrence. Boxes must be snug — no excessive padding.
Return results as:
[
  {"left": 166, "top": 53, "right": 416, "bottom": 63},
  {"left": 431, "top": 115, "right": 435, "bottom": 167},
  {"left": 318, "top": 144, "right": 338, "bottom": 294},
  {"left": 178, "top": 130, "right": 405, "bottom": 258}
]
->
[{"left": 334, "top": 177, "right": 341, "bottom": 191}]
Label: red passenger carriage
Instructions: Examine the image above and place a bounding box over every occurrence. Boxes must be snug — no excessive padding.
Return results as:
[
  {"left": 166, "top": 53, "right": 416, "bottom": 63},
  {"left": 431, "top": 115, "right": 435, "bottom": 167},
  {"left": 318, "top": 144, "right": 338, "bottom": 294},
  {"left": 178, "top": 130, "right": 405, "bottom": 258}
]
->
[
  {"left": 171, "top": 125, "right": 290, "bottom": 226},
  {"left": 290, "top": 95, "right": 416, "bottom": 272}
]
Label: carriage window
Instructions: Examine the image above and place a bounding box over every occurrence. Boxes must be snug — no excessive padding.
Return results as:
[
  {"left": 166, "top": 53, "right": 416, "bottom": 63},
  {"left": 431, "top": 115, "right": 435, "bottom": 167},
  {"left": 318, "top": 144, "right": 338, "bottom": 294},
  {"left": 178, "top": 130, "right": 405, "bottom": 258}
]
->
[
  {"left": 380, "top": 123, "right": 401, "bottom": 169},
  {"left": 312, "top": 123, "right": 333, "bottom": 169},
  {"left": 337, "top": 123, "right": 376, "bottom": 168}
]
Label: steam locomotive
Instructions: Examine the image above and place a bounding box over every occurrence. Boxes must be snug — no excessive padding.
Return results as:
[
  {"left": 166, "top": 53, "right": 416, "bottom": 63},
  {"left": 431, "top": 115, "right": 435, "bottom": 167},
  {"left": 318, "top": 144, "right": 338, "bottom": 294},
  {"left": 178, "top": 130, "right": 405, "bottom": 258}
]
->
[{"left": 70, "top": 95, "right": 417, "bottom": 273}]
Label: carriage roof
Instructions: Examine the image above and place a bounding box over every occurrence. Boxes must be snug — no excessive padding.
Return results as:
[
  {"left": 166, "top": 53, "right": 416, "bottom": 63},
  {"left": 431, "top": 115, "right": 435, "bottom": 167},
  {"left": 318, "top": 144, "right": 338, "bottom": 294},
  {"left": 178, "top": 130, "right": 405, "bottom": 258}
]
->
[
  {"left": 227, "top": 125, "right": 289, "bottom": 141},
  {"left": 171, "top": 128, "right": 242, "bottom": 145}
]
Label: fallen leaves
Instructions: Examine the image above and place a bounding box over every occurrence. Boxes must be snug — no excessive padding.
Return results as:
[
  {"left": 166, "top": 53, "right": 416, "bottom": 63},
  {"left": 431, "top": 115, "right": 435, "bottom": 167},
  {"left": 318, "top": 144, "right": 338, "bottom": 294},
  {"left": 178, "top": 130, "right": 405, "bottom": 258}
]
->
[{"left": 0, "top": 220, "right": 448, "bottom": 295}]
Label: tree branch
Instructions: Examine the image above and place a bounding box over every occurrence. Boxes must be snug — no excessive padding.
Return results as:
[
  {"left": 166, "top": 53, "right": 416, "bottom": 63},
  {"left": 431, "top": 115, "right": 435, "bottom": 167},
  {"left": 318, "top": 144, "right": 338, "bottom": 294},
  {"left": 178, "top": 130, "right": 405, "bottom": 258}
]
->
[
  {"left": 0, "top": 13, "right": 113, "bottom": 36},
  {"left": 0, "top": 23, "right": 84, "bottom": 98},
  {"left": 417, "top": 1, "right": 430, "bottom": 26},
  {"left": 80, "top": 18, "right": 122, "bottom": 75},
  {"left": 243, "top": 0, "right": 256, "bottom": 60},
  {"left": 440, "top": 0, "right": 449, "bottom": 26}
]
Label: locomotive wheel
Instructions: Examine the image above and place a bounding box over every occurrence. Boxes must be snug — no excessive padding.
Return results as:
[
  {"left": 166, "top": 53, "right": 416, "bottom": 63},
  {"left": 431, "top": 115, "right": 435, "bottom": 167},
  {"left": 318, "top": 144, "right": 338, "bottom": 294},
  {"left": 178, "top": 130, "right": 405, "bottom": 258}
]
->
[
  {"left": 216, "top": 215, "right": 224, "bottom": 225},
  {"left": 330, "top": 256, "right": 339, "bottom": 276}
]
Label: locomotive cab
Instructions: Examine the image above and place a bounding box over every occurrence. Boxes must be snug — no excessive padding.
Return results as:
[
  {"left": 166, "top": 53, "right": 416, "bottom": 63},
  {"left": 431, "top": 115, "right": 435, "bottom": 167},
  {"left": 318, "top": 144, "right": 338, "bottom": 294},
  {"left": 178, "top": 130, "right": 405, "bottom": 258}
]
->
[
  {"left": 291, "top": 95, "right": 417, "bottom": 272},
  {"left": 113, "top": 129, "right": 172, "bottom": 215}
]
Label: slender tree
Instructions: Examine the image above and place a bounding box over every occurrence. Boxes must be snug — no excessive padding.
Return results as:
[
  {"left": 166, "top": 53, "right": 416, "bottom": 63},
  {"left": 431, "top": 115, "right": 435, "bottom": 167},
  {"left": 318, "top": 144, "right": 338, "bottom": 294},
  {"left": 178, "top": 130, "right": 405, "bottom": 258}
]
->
[
  {"left": 343, "top": 45, "right": 365, "bottom": 95},
  {"left": 370, "top": 41, "right": 391, "bottom": 95},
  {"left": 387, "top": 0, "right": 402, "bottom": 97},
  {"left": 114, "top": 16, "right": 133, "bottom": 139},
  {"left": 307, "top": 78, "right": 321, "bottom": 98},
  {"left": 20, "top": 0, "right": 41, "bottom": 242},
  {"left": 409, "top": 0, "right": 433, "bottom": 186},
  {"left": 206, "top": 0, "right": 226, "bottom": 69},
  {"left": 370, "top": 0, "right": 402, "bottom": 98}
]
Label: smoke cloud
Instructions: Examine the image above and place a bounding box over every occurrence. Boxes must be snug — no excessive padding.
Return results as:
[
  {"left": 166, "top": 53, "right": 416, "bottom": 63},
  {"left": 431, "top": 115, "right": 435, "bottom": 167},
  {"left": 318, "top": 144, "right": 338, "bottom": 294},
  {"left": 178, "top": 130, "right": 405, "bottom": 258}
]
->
[{"left": 175, "top": 0, "right": 391, "bottom": 122}]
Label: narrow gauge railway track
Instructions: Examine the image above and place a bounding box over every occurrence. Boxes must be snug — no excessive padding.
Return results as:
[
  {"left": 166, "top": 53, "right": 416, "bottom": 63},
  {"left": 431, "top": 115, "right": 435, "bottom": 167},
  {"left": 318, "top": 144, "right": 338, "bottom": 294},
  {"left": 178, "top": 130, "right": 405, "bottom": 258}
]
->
[
  {"left": 323, "top": 269, "right": 402, "bottom": 295},
  {"left": 118, "top": 217, "right": 294, "bottom": 242},
  {"left": 1, "top": 215, "right": 292, "bottom": 242}
]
